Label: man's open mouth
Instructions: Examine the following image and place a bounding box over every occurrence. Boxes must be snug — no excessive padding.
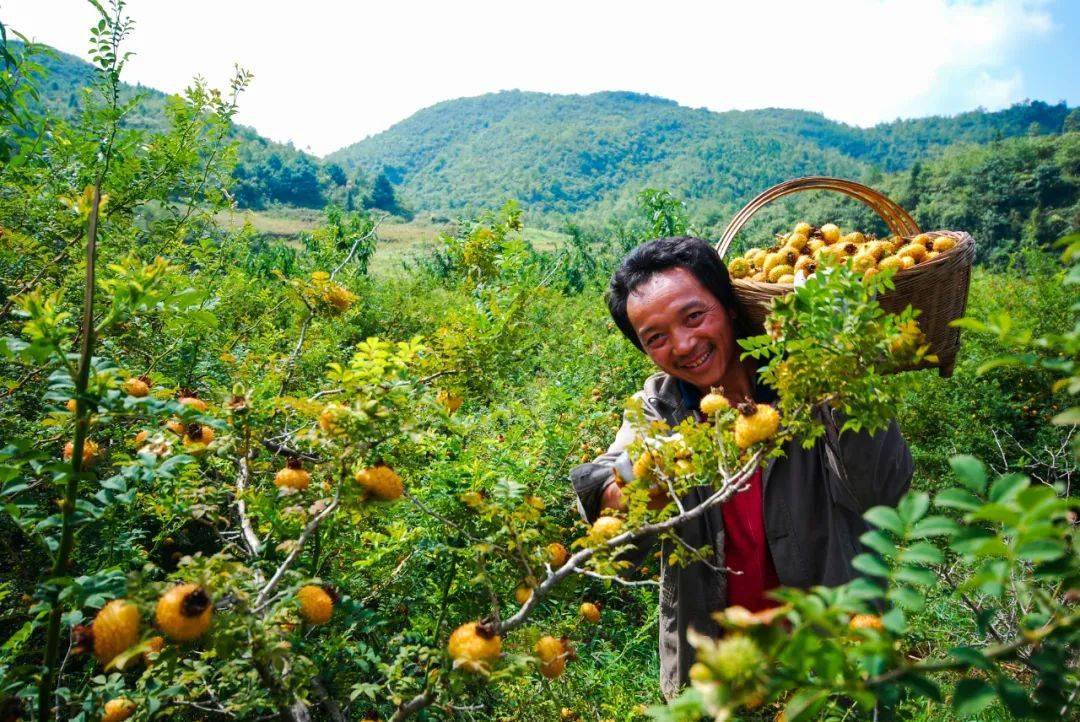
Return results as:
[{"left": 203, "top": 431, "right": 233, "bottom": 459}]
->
[{"left": 681, "top": 347, "right": 712, "bottom": 371}]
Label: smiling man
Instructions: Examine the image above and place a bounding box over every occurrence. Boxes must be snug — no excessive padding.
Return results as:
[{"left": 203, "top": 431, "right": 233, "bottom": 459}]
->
[{"left": 570, "top": 236, "right": 914, "bottom": 699}]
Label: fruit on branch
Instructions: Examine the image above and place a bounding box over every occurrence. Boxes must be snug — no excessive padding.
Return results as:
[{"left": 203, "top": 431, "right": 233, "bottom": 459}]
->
[
  {"left": 133, "top": 430, "right": 149, "bottom": 445},
  {"left": 579, "top": 602, "right": 601, "bottom": 623},
  {"left": 321, "top": 283, "right": 357, "bottom": 314},
  {"left": 848, "top": 613, "right": 884, "bottom": 631},
  {"left": 165, "top": 418, "right": 186, "bottom": 436},
  {"left": 66, "top": 398, "right": 78, "bottom": 413},
  {"left": 182, "top": 423, "right": 214, "bottom": 453},
  {"left": 436, "top": 388, "right": 463, "bottom": 413},
  {"left": 297, "top": 585, "right": 334, "bottom": 625},
  {"left": 547, "top": 542, "right": 570, "bottom": 568},
  {"left": 448, "top": 620, "right": 502, "bottom": 673},
  {"left": 122, "top": 375, "right": 150, "bottom": 398},
  {"left": 355, "top": 464, "right": 404, "bottom": 501},
  {"left": 535, "top": 635, "right": 574, "bottom": 679},
  {"left": 632, "top": 451, "right": 657, "bottom": 482},
  {"left": 514, "top": 585, "right": 534, "bottom": 605},
  {"left": 705, "top": 634, "right": 764, "bottom": 684},
  {"left": 318, "top": 403, "right": 348, "bottom": 436},
  {"left": 589, "top": 516, "right": 624, "bottom": 543},
  {"left": 177, "top": 391, "right": 208, "bottom": 412},
  {"left": 143, "top": 635, "right": 164, "bottom": 664},
  {"left": 733, "top": 401, "right": 780, "bottom": 450},
  {"left": 92, "top": 599, "right": 140, "bottom": 666},
  {"left": 274, "top": 458, "right": 311, "bottom": 491},
  {"left": 101, "top": 698, "right": 136, "bottom": 722},
  {"left": 689, "top": 661, "right": 713, "bottom": 682},
  {"left": 155, "top": 584, "right": 213, "bottom": 641},
  {"left": 64, "top": 439, "right": 100, "bottom": 467},
  {"left": 700, "top": 392, "right": 730, "bottom": 416}
]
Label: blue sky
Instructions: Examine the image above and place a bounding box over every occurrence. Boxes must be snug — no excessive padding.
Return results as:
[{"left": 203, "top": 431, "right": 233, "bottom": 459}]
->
[{"left": 2, "top": 0, "right": 1077, "bottom": 155}]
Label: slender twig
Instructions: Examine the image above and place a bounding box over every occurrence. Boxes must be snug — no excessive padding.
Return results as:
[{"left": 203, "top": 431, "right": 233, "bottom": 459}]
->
[
  {"left": 235, "top": 446, "right": 262, "bottom": 557},
  {"left": 254, "top": 490, "right": 340, "bottom": 609},
  {"left": 330, "top": 214, "right": 385, "bottom": 279},
  {"left": 581, "top": 570, "right": 658, "bottom": 587}
]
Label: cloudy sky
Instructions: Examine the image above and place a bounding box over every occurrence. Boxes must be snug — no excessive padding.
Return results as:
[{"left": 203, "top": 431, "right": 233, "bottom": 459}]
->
[{"left": 3, "top": 0, "right": 1077, "bottom": 156}]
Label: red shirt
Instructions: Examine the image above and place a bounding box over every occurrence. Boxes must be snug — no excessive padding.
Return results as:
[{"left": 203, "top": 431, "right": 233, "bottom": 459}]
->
[{"left": 720, "top": 467, "right": 780, "bottom": 611}]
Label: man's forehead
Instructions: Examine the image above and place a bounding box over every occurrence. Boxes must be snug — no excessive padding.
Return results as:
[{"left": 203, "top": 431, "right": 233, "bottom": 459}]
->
[{"left": 627, "top": 269, "right": 713, "bottom": 328}]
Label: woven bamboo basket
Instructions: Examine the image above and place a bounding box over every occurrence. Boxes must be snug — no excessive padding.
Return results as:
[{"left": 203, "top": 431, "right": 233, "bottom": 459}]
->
[{"left": 716, "top": 177, "right": 976, "bottom": 377}]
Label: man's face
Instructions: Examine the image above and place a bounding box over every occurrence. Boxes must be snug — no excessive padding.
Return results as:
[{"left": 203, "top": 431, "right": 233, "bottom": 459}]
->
[{"left": 625, "top": 267, "right": 736, "bottom": 391}]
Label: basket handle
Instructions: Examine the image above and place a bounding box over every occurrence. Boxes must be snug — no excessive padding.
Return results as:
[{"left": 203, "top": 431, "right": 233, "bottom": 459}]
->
[{"left": 716, "top": 177, "right": 922, "bottom": 258}]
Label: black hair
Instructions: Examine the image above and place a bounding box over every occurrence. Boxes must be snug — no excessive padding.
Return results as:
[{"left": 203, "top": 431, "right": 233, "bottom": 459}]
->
[{"left": 606, "top": 236, "right": 752, "bottom": 351}]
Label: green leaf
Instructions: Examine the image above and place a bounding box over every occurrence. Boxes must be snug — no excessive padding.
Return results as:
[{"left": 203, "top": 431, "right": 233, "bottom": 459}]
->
[
  {"left": 952, "top": 678, "right": 996, "bottom": 717},
  {"left": 882, "top": 606, "right": 906, "bottom": 633},
  {"left": 936, "top": 488, "right": 981, "bottom": 512},
  {"left": 947, "top": 646, "right": 993, "bottom": 671},
  {"left": 859, "top": 530, "right": 897, "bottom": 557},
  {"left": 898, "top": 542, "right": 944, "bottom": 566},
  {"left": 894, "top": 565, "right": 936, "bottom": 587},
  {"left": 783, "top": 689, "right": 828, "bottom": 722},
  {"left": 863, "top": 506, "right": 904, "bottom": 536},
  {"left": 852, "top": 553, "right": 890, "bottom": 578},
  {"left": 909, "top": 515, "right": 958, "bottom": 538},
  {"left": 1051, "top": 406, "right": 1080, "bottom": 425},
  {"left": 1015, "top": 538, "right": 1066, "bottom": 563},
  {"left": 899, "top": 674, "right": 942, "bottom": 702},
  {"left": 897, "top": 492, "right": 930, "bottom": 525},
  {"left": 887, "top": 585, "right": 925, "bottom": 611},
  {"left": 988, "top": 473, "right": 1029, "bottom": 503},
  {"left": 969, "top": 503, "right": 1021, "bottom": 526},
  {"left": 949, "top": 455, "right": 987, "bottom": 494}
]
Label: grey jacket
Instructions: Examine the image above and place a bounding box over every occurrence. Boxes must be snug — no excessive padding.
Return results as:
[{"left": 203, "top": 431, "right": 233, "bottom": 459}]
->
[{"left": 570, "top": 372, "right": 913, "bottom": 699}]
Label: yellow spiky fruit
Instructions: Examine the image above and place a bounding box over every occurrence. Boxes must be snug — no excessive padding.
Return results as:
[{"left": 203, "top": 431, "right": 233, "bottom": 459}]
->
[
  {"left": 746, "top": 248, "right": 767, "bottom": 268},
  {"left": 819, "top": 223, "right": 841, "bottom": 244},
  {"left": 878, "top": 255, "right": 904, "bottom": 273},
  {"left": 710, "top": 635, "right": 764, "bottom": 683},
  {"left": 547, "top": 543, "right": 570, "bottom": 568},
  {"left": 297, "top": 585, "right": 334, "bottom": 625},
  {"left": 785, "top": 232, "right": 808, "bottom": 251},
  {"left": 932, "top": 236, "right": 956, "bottom": 252},
  {"left": 792, "top": 221, "right": 812, "bottom": 237},
  {"left": 912, "top": 233, "right": 935, "bottom": 250},
  {"left": 900, "top": 255, "right": 916, "bottom": 269},
  {"left": 807, "top": 238, "right": 826, "bottom": 255},
  {"left": 123, "top": 377, "right": 150, "bottom": 398},
  {"left": 355, "top": 464, "right": 404, "bottom": 501},
  {"left": 535, "top": 635, "right": 572, "bottom": 679},
  {"left": 849, "top": 254, "right": 876, "bottom": 275},
  {"left": 448, "top": 621, "right": 502, "bottom": 672},
  {"left": 321, "top": 284, "right": 357, "bottom": 314},
  {"left": 101, "top": 698, "right": 136, "bottom": 722},
  {"left": 589, "top": 516, "right": 623, "bottom": 542},
  {"left": 177, "top": 394, "right": 208, "bottom": 412},
  {"left": 318, "top": 403, "right": 347, "bottom": 435},
  {"left": 182, "top": 424, "right": 214, "bottom": 453},
  {"left": 750, "top": 271, "right": 767, "bottom": 282},
  {"left": 155, "top": 584, "right": 213, "bottom": 642},
  {"left": 727, "top": 257, "right": 751, "bottom": 279},
  {"left": 274, "top": 459, "right": 311, "bottom": 491},
  {"left": 436, "top": 389, "right": 463, "bottom": 413},
  {"left": 66, "top": 398, "right": 78, "bottom": 413},
  {"left": 579, "top": 602, "right": 601, "bottom": 623},
  {"left": 92, "top": 599, "right": 140, "bottom": 666},
  {"left": 766, "top": 264, "right": 793, "bottom": 283},
  {"left": 734, "top": 401, "right": 780, "bottom": 450},
  {"left": 700, "top": 392, "right": 729, "bottom": 416},
  {"left": 848, "top": 613, "right": 885, "bottom": 631},
  {"left": 897, "top": 243, "right": 927, "bottom": 263},
  {"left": 776, "top": 274, "right": 794, "bottom": 284},
  {"left": 514, "top": 585, "right": 533, "bottom": 605},
  {"left": 64, "top": 439, "right": 100, "bottom": 467},
  {"left": 842, "top": 231, "right": 866, "bottom": 245}
]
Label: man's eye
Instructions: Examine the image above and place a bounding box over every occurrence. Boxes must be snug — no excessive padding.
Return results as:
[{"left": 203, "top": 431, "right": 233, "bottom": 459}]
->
[
  {"left": 646, "top": 335, "right": 663, "bottom": 347},
  {"left": 687, "top": 311, "right": 703, "bottom": 322}
]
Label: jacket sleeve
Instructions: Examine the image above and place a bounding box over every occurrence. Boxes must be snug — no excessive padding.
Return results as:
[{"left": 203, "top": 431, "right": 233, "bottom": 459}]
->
[
  {"left": 569, "top": 391, "right": 660, "bottom": 567},
  {"left": 820, "top": 408, "right": 914, "bottom": 515}
]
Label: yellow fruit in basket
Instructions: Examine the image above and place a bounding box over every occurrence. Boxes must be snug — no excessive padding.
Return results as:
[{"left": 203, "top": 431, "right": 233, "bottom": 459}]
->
[
  {"left": 792, "top": 221, "right": 812, "bottom": 237},
  {"left": 786, "top": 232, "right": 808, "bottom": 251},
  {"left": 878, "top": 255, "right": 904, "bottom": 273},
  {"left": 762, "top": 252, "right": 782, "bottom": 274},
  {"left": 794, "top": 256, "right": 816, "bottom": 275},
  {"left": 767, "top": 264, "right": 793, "bottom": 283},
  {"left": 900, "top": 256, "right": 916, "bottom": 269},
  {"left": 776, "top": 274, "right": 795, "bottom": 285},
  {"left": 807, "top": 238, "right": 826, "bottom": 254},
  {"left": 842, "top": 231, "right": 866, "bottom": 245},
  {"left": 819, "top": 223, "right": 841, "bottom": 244},
  {"left": 863, "top": 241, "right": 887, "bottom": 261},
  {"left": 897, "top": 243, "right": 927, "bottom": 263},
  {"left": 932, "top": 236, "right": 956, "bottom": 252},
  {"left": 864, "top": 268, "right": 880, "bottom": 281},
  {"left": 750, "top": 271, "right": 767, "bottom": 282},
  {"left": 878, "top": 240, "right": 897, "bottom": 256},
  {"left": 926, "top": 250, "right": 940, "bottom": 261},
  {"left": 728, "top": 257, "right": 751, "bottom": 279},
  {"left": 912, "top": 233, "right": 935, "bottom": 250},
  {"left": 746, "top": 248, "right": 767, "bottom": 267},
  {"left": 850, "top": 254, "right": 876, "bottom": 275}
]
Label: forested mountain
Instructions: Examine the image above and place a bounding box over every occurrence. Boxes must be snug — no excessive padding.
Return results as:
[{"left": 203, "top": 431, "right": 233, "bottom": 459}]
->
[
  {"left": 16, "top": 40, "right": 353, "bottom": 210},
  {"left": 328, "top": 90, "right": 1074, "bottom": 219}
]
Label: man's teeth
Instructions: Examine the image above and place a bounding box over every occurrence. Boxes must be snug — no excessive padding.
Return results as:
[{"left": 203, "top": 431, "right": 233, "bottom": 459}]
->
[{"left": 684, "top": 350, "right": 710, "bottom": 369}]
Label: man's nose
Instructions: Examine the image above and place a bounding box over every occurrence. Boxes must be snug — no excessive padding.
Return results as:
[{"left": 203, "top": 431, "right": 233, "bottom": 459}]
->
[{"left": 672, "top": 329, "right": 695, "bottom": 357}]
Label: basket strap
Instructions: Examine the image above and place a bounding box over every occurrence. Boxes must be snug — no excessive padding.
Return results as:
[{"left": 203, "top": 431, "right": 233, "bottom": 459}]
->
[{"left": 716, "top": 177, "right": 921, "bottom": 258}]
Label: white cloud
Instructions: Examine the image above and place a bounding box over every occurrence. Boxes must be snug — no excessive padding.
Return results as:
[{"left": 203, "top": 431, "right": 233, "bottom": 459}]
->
[{"left": 0, "top": 0, "right": 1064, "bottom": 155}]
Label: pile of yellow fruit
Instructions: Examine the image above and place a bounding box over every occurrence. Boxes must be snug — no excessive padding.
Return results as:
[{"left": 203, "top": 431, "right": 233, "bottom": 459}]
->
[{"left": 727, "top": 222, "right": 958, "bottom": 284}]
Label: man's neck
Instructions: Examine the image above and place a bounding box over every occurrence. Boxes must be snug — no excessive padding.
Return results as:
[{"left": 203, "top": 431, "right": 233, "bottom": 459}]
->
[{"left": 695, "top": 353, "right": 753, "bottom": 403}]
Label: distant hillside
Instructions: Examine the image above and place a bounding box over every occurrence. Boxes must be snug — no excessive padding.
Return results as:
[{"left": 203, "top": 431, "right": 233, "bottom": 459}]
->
[
  {"left": 18, "top": 41, "right": 351, "bottom": 210},
  {"left": 327, "top": 90, "right": 1074, "bottom": 220}
]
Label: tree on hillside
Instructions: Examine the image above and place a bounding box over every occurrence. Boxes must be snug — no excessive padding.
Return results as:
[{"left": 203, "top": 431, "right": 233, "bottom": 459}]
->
[{"left": 368, "top": 169, "right": 408, "bottom": 217}]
